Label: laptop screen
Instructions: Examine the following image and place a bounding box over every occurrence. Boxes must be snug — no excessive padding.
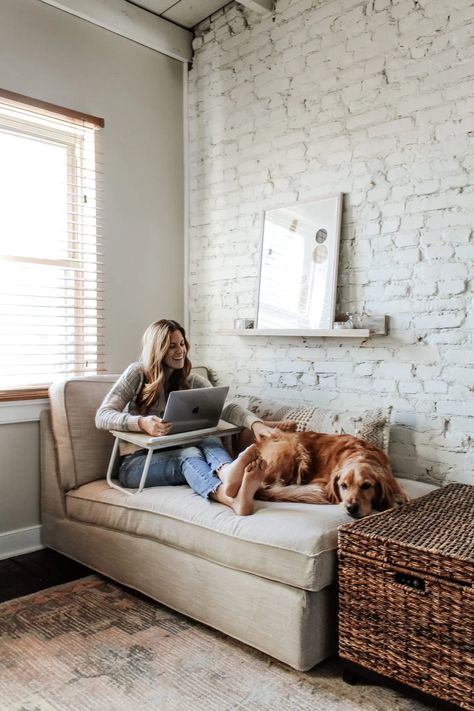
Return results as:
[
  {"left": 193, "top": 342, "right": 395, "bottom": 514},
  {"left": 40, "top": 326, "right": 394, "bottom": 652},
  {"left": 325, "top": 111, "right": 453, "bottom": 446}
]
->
[{"left": 161, "top": 386, "right": 229, "bottom": 434}]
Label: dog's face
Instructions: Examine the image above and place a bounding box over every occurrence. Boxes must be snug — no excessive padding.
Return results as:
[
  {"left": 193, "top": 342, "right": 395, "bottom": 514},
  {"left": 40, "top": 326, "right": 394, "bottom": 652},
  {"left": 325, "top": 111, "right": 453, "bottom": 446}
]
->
[{"left": 331, "top": 459, "right": 384, "bottom": 518}]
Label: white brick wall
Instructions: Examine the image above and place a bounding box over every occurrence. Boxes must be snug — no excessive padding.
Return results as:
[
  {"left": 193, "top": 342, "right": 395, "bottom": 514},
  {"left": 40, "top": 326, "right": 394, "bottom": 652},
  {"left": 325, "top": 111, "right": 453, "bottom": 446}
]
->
[{"left": 188, "top": 0, "right": 474, "bottom": 486}]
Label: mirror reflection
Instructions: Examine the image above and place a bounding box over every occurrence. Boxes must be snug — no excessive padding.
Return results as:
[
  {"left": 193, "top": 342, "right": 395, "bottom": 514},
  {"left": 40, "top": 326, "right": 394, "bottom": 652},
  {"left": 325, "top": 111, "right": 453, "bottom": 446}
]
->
[{"left": 256, "top": 194, "right": 342, "bottom": 330}]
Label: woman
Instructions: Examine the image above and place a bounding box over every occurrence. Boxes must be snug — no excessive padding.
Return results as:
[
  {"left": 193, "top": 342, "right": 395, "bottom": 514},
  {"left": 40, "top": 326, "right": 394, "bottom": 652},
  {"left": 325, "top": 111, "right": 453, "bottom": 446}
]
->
[{"left": 96, "top": 319, "right": 274, "bottom": 515}]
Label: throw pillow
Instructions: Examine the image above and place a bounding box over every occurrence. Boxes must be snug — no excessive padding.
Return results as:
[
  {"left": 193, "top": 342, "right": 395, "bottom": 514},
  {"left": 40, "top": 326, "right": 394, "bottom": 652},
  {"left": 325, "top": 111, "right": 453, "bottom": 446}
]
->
[{"left": 247, "top": 396, "right": 392, "bottom": 452}]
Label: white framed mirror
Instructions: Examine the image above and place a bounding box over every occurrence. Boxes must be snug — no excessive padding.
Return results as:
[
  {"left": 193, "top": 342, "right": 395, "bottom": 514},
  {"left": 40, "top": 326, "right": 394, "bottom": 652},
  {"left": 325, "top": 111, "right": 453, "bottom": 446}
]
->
[{"left": 256, "top": 194, "right": 343, "bottom": 330}]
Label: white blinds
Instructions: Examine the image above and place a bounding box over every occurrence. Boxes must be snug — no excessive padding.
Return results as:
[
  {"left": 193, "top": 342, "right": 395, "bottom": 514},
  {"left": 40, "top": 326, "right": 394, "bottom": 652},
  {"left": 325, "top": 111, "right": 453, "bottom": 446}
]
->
[{"left": 0, "top": 90, "right": 104, "bottom": 399}]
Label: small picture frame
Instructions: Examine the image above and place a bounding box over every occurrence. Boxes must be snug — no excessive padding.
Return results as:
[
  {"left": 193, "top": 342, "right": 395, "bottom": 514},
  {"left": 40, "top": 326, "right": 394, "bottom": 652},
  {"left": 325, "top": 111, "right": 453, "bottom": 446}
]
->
[{"left": 234, "top": 318, "right": 255, "bottom": 330}]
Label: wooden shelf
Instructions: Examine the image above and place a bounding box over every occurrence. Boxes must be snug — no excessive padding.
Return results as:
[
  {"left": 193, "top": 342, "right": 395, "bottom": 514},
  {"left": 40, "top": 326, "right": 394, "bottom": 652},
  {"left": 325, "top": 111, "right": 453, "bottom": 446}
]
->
[{"left": 222, "top": 328, "right": 371, "bottom": 338}]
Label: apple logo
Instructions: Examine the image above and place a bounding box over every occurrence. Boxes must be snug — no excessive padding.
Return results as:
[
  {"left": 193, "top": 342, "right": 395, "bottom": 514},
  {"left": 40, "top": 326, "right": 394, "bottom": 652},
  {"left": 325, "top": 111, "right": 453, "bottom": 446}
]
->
[{"left": 192, "top": 406, "right": 199, "bottom": 414}]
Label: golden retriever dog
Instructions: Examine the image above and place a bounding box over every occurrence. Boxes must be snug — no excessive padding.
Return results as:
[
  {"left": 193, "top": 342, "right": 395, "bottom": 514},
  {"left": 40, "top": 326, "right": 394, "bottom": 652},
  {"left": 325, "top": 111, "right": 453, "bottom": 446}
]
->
[{"left": 254, "top": 430, "right": 408, "bottom": 518}]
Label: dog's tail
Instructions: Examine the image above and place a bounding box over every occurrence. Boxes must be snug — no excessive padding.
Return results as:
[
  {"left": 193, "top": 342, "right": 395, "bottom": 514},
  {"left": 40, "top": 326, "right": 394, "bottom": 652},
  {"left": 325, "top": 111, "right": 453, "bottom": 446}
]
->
[{"left": 256, "top": 483, "right": 329, "bottom": 504}]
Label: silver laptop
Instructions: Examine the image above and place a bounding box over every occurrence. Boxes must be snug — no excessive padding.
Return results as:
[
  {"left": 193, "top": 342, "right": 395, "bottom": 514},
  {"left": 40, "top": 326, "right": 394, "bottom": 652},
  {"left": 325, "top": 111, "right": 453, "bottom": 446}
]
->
[{"left": 161, "top": 386, "right": 229, "bottom": 435}]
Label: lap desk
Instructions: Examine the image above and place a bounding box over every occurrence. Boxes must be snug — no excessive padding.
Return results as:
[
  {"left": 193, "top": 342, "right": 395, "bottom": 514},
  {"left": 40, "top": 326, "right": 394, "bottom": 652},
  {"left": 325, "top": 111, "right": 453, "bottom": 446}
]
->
[
  {"left": 41, "top": 374, "right": 437, "bottom": 671},
  {"left": 106, "top": 420, "right": 242, "bottom": 494}
]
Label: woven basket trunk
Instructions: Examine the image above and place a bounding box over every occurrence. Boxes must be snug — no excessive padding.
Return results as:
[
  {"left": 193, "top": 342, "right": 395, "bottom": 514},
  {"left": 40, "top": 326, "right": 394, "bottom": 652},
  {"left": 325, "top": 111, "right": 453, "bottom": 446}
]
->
[{"left": 338, "top": 483, "right": 474, "bottom": 710}]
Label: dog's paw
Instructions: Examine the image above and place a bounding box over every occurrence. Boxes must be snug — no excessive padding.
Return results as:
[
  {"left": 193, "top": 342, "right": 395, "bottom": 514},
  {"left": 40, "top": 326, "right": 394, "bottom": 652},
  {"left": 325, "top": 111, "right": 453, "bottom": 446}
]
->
[{"left": 394, "top": 490, "right": 410, "bottom": 506}]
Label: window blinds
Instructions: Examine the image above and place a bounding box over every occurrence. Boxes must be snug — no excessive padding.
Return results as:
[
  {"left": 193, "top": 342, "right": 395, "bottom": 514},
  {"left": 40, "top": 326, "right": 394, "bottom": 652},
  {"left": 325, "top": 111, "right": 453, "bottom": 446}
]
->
[{"left": 0, "top": 90, "right": 104, "bottom": 400}]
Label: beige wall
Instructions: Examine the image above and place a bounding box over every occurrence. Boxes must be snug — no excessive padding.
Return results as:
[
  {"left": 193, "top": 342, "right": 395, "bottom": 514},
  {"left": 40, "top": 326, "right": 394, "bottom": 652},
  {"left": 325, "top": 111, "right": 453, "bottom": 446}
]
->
[
  {"left": 0, "top": 423, "right": 39, "bottom": 534},
  {"left": 0, "top": 0, "right": 185, "bottom": 542}
]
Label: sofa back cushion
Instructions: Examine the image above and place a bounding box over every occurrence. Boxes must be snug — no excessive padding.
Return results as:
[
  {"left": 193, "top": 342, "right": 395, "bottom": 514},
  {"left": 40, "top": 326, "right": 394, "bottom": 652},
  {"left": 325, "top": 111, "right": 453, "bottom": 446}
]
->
[
  {"left": 49, "top": 367, "right": 212, "bottom": 492},
  {"left": 49, "top": 375, "right": 119, "bottom": 491},
  {"left": 247, "top": 396, "right": 392, "bottom": 452}
]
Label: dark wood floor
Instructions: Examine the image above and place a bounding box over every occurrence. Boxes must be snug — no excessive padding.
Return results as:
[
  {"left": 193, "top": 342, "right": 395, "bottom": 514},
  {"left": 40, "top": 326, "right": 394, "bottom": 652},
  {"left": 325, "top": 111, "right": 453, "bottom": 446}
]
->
[{"left": 0, "top": 548, "right": 93, "bottom": 603}]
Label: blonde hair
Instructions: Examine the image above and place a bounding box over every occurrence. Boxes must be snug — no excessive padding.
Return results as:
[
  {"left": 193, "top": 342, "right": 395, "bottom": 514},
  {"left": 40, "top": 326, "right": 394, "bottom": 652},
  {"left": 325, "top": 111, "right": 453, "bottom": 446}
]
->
[{"left": 137, "top": 319, "right": 191, "bottom": 411}]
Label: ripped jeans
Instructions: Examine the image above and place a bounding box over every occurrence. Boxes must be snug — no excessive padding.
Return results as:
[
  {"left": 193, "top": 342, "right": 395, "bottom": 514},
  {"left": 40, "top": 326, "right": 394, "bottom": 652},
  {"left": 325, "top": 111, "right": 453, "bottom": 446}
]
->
[{"left": 118, "top": 436, "right": 233, "bottom": 499}]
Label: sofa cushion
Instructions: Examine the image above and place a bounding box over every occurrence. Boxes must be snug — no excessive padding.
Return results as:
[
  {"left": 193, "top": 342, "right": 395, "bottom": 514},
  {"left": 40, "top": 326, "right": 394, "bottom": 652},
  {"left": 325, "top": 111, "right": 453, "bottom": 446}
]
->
[
  {"left": 248, "top": 396, "right": 391, "bottom": 452},
  {"left": 66, "top": 479, "right": 437, "bottom": 592},
  {"left": 49, "top": 375, "right": 119, "bottom": 491}
]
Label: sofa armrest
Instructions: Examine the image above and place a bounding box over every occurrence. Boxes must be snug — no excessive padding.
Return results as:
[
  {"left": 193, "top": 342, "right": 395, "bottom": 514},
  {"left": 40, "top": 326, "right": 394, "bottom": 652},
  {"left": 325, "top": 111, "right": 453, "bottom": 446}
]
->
[{"left": 40, "top": 409, "right": 67, "bottom": 520}]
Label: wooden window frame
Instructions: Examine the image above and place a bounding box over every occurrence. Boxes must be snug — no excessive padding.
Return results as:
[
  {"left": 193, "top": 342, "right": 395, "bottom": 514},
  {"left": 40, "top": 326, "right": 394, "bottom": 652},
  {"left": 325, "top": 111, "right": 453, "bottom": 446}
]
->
[{"left": 0, "top": 89, "right": 104, "bottom": 402}]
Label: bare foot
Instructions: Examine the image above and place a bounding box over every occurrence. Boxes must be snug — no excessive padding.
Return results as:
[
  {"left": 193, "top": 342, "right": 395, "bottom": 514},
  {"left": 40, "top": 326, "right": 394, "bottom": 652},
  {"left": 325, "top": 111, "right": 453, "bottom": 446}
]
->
[
  {"left": 218, "top": 444, "right": 259, "bottom": 497},
  {"left": 231, "top": 457, "right": 267, "bottom": 516}
]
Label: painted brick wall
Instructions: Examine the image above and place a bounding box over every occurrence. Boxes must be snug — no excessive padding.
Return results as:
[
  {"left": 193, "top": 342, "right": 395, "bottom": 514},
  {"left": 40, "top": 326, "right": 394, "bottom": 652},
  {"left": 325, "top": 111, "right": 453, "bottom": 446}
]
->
[{"left": 187, "top": 0, "right": 474, "bottom": 486}]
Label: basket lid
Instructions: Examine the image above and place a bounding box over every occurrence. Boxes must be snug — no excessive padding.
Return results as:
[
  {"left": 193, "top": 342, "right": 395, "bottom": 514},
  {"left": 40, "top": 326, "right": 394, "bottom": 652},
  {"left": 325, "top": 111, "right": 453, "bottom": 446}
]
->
[{"left": 338, "top": 484, "right": 474, "bottom": 584}]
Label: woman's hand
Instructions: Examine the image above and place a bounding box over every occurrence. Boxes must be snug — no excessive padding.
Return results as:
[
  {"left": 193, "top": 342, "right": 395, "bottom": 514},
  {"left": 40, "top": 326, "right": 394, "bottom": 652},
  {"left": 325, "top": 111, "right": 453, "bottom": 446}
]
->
[
  {"left": 138, "top": 415, "right": 172, "bottom": 437},
  {"left": 250, "top": 421, "right": 276, "bottom": 442}
]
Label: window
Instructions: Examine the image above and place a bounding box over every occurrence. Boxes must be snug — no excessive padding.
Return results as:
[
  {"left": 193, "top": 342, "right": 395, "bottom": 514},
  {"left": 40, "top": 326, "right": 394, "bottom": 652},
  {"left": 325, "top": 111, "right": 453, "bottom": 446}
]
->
[{"left": 0, "top": 90, "right": 104, "bottom": 401}]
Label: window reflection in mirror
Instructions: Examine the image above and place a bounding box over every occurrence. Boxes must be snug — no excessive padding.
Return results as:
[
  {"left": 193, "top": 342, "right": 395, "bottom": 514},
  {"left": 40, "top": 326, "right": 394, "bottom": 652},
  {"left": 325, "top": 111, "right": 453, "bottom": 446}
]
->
[{"left": 256, "top": 194, "right": 342, "bottom": 330}]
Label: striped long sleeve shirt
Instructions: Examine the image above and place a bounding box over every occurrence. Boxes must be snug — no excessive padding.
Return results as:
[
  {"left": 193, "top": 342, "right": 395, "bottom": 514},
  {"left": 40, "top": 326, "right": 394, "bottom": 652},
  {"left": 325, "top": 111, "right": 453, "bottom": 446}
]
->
[{"left": 95, "top": 362, "right": 260, "bottom": 455}]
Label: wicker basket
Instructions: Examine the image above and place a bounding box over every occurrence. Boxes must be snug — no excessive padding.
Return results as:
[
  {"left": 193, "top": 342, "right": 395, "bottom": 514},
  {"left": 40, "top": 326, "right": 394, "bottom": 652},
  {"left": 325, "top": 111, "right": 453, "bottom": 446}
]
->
[{"left": 338, "top": 483, "right": 474, "bottom": 710}]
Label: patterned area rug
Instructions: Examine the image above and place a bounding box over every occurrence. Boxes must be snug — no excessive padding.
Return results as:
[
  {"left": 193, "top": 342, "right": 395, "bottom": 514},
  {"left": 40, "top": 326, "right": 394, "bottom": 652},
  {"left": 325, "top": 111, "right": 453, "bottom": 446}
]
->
[{"left": 0, "top": 575, "right": 436, "bottom": 711}]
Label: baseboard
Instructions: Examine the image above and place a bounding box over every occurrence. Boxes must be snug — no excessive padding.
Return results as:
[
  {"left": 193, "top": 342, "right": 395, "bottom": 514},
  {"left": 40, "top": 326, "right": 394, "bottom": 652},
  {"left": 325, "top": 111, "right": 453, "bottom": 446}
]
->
[{"left": 0, "top": 525, "right": 43, "bottom": 560}]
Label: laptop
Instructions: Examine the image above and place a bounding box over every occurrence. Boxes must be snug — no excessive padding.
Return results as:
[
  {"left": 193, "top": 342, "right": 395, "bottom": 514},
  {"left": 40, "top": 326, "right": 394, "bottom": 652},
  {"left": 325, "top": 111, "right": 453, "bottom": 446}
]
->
[{"left": 160, "top": 386, "right": 229, "bottom": 435}]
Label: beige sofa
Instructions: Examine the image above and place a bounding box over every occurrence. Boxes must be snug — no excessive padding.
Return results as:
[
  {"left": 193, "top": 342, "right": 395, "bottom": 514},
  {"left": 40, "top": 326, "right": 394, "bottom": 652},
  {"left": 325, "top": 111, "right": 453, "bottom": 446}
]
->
[{"left": 40, "top": 373, "right": 436, "bottom": 671}]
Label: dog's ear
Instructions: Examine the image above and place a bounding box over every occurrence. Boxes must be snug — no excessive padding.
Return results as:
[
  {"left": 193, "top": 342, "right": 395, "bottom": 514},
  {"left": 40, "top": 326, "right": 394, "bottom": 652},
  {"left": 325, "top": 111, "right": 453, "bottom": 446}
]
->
[
  {"left": 373, "top": 476, "right": 395, "bottom": 511},
  {"left": 374, "top": 477, "right": 409, "bottom": 510},
  {"left": 325, "top": 472, "right": 341, "bottom": 503}
]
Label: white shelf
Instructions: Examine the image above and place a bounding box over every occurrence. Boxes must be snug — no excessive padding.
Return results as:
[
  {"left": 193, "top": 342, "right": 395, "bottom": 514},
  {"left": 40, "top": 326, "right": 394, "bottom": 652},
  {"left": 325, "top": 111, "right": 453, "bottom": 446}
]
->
[{"left": 222, "top": 328, "right": 371, "bottom": 338}]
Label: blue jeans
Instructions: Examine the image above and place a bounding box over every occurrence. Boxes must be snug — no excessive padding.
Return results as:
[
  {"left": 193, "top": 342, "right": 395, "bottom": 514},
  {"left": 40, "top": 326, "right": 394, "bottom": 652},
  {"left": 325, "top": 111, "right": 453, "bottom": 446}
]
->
[{"left": 119, "top": 436, "right": 233, "bottom": 499}]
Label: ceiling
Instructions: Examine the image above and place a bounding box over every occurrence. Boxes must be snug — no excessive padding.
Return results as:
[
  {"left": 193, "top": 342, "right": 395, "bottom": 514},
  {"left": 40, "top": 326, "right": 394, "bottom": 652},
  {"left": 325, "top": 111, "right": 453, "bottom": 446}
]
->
[{"left": 125, "top": 1, "right": 232, "bottom": 29}]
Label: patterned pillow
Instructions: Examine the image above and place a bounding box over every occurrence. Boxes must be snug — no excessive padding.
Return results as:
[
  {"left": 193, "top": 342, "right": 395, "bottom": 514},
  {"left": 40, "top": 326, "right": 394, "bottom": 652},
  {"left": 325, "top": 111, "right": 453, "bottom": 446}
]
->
[
  {"left": 248, "top": 396, "right": 392, "bottom": 452},
  {"left": 333, "top": 408, "right": 391, "bottom": 452}
]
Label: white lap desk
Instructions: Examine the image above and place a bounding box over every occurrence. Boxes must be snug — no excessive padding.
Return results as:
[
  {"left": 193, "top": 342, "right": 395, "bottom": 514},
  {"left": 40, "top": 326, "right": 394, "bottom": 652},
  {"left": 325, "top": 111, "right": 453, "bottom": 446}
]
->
[{"left": 106, "top": 420, "right": 242, "bottom": 495}]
